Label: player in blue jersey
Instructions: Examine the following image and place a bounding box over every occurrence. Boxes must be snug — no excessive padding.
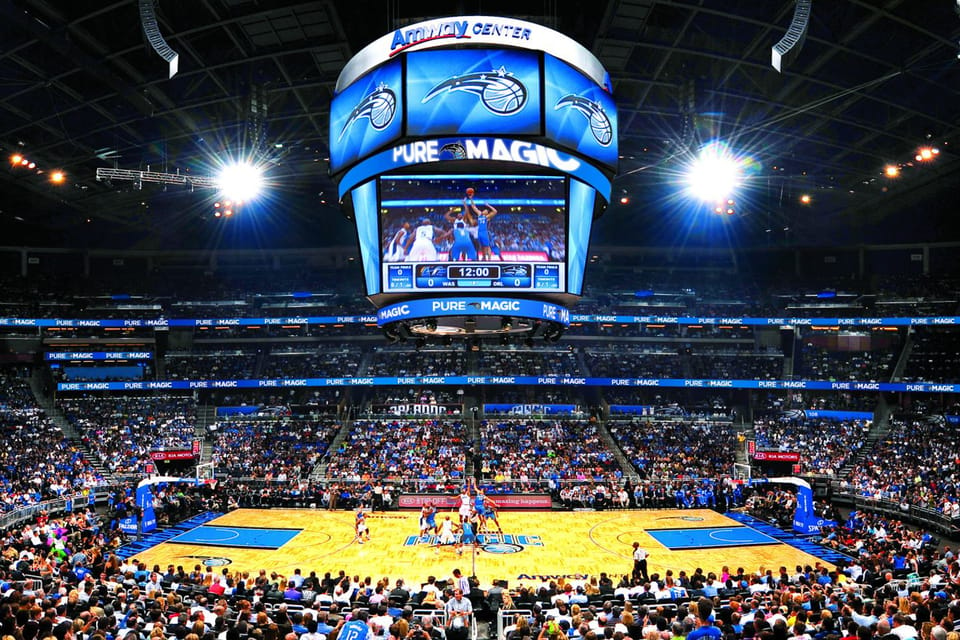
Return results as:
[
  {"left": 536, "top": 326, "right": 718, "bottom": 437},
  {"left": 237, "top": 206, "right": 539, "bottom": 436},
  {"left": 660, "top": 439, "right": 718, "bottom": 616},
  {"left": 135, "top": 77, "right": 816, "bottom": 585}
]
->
[
  {"left": 466, "top": 199, "right": 499, "bottom": 261},
  {"left": 420, "top": 502, "right": 438, "bottom": 536},
  {"left": 473, "top": 489, "right": 487, "bottom": 530},
  {"left": 355, "top": 506, "right": 370, "bottom": 544},
  {"left": 457, "top": 515, "right": 477, "bottom": 556},
  {"left": 482, "top": 493, "right": 503, "bottom": 534},
  {"left": 444, "top": 207, "right": 477, "bottom": 261}
]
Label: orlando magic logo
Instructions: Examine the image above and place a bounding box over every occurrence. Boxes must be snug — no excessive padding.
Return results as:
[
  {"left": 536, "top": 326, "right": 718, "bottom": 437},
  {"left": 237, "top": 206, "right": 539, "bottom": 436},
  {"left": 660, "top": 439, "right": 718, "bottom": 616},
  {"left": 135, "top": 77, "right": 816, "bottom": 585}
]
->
[
  {"left": 555, "top": 94, "right": 613, "bottom": 146},
  {"left": 338, "top": 83, "right": 397, "bottom": 141},
  {"left": 422, "top": 66, "right": 527, "bottom": 116},
  {"left": 439, "top": 142, "right": 467, "bottom": 160}
]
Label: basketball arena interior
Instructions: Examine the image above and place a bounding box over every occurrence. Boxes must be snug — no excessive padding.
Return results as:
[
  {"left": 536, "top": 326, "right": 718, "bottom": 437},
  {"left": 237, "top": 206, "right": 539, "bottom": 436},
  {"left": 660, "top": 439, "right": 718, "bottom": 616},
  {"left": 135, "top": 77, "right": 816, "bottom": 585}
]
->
[{"left": 2, "top": 3, "right": 960, "bottom": 640}]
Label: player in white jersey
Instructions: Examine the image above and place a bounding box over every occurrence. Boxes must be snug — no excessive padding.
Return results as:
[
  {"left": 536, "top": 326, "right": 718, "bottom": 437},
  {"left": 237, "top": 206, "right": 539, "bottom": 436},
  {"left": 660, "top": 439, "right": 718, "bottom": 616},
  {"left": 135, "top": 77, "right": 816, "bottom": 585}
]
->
[
  {"left": 384, "top": 222, "right": 411, "bottom": 262},
  {"left": 436, "top": 515, "right": 456, "bottom": 546},
  {"left": 405, "top": 217, "right": 449, "bottom": 262},
  {"left": 458, "top": 488, "right": 473, "bottom": 524}
]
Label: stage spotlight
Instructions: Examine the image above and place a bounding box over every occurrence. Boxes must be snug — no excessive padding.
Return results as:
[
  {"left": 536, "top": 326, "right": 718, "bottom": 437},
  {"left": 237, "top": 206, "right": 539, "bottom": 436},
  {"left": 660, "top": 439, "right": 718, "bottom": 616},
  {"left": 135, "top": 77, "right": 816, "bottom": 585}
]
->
[
  {"left": 800, "top": 194, "right": 811, "bottom": 204},
  {"left": 917, "top": 147, "right": 934, "bottom": 161},
  {"left": 619, "top": 195, "right": 629, "bottom": 205},
  {"left": 884, "top": 165, "right": 900, "bottom": 178},
  {"left": 10, "top": 154, "right": 22, "bottom": 164},
  {"left": 685, "top": 142, "right": 742, "bottom": 202},
  {"left": 50, "top": 171, "right": 65, "bottom": 184},
  {"left": 217, "top": 161, "right": 263, "bottom": 202}
]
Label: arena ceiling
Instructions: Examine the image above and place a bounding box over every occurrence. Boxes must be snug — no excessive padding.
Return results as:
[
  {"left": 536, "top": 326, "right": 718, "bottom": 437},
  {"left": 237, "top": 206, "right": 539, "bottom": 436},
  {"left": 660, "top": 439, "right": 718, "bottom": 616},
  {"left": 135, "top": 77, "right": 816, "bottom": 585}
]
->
[{"left": 0, "top": 0, "right": 958, "bottom": 251}]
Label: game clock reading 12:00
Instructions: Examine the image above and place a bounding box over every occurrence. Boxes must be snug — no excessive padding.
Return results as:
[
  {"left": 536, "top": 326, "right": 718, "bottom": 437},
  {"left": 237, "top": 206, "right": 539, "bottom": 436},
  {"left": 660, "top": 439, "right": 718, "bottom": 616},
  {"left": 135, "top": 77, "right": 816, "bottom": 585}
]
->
[{"left": 383, "top": 263, "right": 563, "bottom": 292}]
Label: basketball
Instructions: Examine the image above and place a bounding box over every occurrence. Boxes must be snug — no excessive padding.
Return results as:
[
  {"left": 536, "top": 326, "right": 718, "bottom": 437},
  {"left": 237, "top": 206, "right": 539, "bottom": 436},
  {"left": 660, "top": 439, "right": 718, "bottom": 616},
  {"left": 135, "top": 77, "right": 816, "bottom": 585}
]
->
[
  {"left": 466, "top": 188, "right": 475, "bottom": 197},
  {"left": 482, "top": 75, "right": 527, "bottom": 114},
  {"left": 369, "top": 88, "right": 397, "bottom": 130}
]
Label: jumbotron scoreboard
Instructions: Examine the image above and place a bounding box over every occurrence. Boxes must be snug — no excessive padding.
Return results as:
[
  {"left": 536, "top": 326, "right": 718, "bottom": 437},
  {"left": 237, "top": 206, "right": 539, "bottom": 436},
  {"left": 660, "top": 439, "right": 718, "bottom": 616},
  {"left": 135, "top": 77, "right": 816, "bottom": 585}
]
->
[{"left": 329, "top": 16, "right": 618, "bottom": 340}]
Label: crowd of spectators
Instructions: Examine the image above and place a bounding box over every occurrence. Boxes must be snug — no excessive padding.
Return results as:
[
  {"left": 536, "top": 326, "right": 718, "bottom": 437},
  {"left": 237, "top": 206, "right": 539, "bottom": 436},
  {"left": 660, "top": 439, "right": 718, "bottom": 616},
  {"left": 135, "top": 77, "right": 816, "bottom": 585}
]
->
[
  {"left": 477, "top": 419, "right": 619, "bottom": 486},
  {"left": 841, "top": 418, "right": 960, "bottom": 518},
  {"left": 476, "top": 349, "right": 582, "bottom": 377},
  {"left": 584, "top": 349, "right": 682, "bottom": 378},
  {"left": 2, "top": 490, "right": 960, "bottom": 640},
  {"left": 58, "top": 396, "right": 199, "bottom": 475},
  {"left": 904, "top": 329, "right": 960, "bottom": 383},
  {"left": 689, "top": 354, "right": 783, "bottom": 380},
  {"left": 796, "top": 346, "right": 895, "bottom": 383},
  {"left": 608, "top": 420, "right": 738, "bottom": 480},
  {"left": 210, "top": 418, "right": 341, "bottom": 479},
  {"left": 261, "top": 346, "right": 363, "bottom": 379},
  {"left": 1, "top": 370, "right": 104, "bottom": 511},
  {"left": 324, "top": 419, "right": 468, "bottom": 486},
  {"left": 165, "top": 349, "right": 259, "bottom": 380},
  {"left": 753, "top": 417, "right": 872, "bottom": 476},
  {"left": 367, "top": 349, "right": 466, "bottom": 378}
]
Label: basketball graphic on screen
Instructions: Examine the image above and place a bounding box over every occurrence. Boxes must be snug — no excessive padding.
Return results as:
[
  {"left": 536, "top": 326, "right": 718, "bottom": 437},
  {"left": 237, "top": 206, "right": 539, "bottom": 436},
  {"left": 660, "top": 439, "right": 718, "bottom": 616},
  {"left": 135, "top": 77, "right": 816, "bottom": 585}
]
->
[
  {"left": 369, "top": 88, "right": 397, "bottom": 130},
  {"left": 590, "top": 108, "right": 613, "bottom": 146},
  {"left": 482, "top": 74, "right": 527, "bottom": 115},
  {"left": 466, "top": 188, "right": 475, "bottom": 197}
]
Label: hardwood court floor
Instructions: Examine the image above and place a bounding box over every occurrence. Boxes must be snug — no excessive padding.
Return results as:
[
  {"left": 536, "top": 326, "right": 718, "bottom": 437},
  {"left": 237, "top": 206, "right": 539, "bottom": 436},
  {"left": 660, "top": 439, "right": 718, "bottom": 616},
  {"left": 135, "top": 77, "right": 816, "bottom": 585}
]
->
[{"left": 130, "top": 508, "right": 831, "bottom": 586}]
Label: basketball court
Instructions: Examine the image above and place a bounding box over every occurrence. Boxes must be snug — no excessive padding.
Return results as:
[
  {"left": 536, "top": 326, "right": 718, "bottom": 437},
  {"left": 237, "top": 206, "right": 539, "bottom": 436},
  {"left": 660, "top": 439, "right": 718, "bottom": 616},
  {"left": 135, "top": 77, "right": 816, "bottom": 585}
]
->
[{"left": 126, "top": 508, "right": 836, "bottom": 586}]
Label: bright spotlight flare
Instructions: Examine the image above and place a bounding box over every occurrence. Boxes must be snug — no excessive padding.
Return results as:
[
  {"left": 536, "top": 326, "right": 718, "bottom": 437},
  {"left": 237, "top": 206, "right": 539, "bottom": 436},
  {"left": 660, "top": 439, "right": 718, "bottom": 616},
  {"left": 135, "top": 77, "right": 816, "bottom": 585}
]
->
[
  {"left": 216, "top": 162, "right": 264, "bottom": 202},
  {"left": 684, "top": 142, "right": 744, "bottom": 203}
]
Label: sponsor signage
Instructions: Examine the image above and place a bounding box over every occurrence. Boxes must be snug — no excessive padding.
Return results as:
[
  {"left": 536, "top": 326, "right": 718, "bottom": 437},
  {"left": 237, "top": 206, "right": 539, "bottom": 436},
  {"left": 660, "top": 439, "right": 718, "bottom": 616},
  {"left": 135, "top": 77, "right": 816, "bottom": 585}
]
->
[
  {"left": 45, "top": 351, "right": 153, "bottom": 361},
  {"left": 373, "top": 403, "right": 462, "bottom": 415},
  {"left": 377, "top": 297, "right": 570, "bottom": 327},
  {"left": 802, "top": 410, "right": 873, "bottom": 420},
  {"left": 398, "top": 494, "right": 552, "bottom": 509},
  {"left": 150, "top": 450, "right": 196, "bottom": 461},
  {"left": 52, "top": 377, "right": 960, "bottom": 394},
  {"left": 337, "top": 16, "right": 608, "bottom": 92},
  {"left": 484, "top": 404, "right": 578, "bottom": 415},
  {"left": 752, "top": 450, "right": 801, "bottom": 462},
  {"left": 7, "top": 314, "right": 960, "bottom": 328},
  {"left": 338, "top": 136, "right": 612, "bottom": 201}
]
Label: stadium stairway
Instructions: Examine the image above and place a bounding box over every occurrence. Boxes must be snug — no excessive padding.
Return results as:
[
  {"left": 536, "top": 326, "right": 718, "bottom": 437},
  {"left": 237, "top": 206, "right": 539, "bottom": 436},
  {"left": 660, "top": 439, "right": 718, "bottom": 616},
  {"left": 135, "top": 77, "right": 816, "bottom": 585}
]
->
[
  {"left": 596, "top": 418, "right": 640, "bottom": 485},
  {"left": 724, "top": 511, "right": 852, "bottom": 565},
  {"left": 114, "top": 511, "right": 224, "bottom": 558},
  {"left": 311, "top": 419, "right": 355, "bottom": 479}
]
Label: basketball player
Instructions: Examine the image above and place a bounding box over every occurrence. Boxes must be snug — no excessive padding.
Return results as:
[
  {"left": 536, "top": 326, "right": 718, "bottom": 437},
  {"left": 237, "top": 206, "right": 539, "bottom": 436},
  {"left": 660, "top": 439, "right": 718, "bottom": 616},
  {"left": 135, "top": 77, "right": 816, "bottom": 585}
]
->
[
  {"left": 473, "top": 489, "right": 488, "bottom": 531},
  {"left": 466, "top": 199, "right": 499, "bottom": 261},
  {"left": 444, "top": 208, "right": 478, "bottom": 262},
  {"left": 420, "top": 501, "right": 438, "bottom": 536},
  {"left": 405, "top": 217, "right": 450, "bottom": 262},
  {"left": 456, "top": 515, "right": 477, "bottom": 556},
  {"left": 481, "top": 493, "right": 504, "bottom": 534},
  {"left": 384, "top": 221, "right": 411, "bottom": 262},
  {"left": 436, "top": 515, "right": 457, "bottom": 547},
  {"left": 355, "top": 506, "right": 371, "bottom": 544},
  {"left": 457, "top": 487, "right": 472, "bottom": 524}
]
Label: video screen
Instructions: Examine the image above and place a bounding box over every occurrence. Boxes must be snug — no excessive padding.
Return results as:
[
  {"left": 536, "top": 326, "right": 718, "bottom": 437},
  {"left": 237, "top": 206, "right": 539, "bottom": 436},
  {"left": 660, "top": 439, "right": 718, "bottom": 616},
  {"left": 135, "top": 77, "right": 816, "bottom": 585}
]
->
[{"left": 379, "top": 174, "right": 567, "bottom": 293}]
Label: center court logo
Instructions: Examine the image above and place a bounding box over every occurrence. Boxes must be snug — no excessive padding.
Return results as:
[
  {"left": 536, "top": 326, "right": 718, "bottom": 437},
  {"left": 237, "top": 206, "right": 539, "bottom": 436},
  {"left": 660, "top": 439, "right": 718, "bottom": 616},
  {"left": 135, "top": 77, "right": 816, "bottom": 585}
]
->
[
  {"left": 403, "top": 533, "right": 543, "bottom": 554},
  {"left": 422, "top": 67, "right": 527, "bottom": 116},
  {"left": 183, "top": 555, "right": 233, "bottom": 567}
]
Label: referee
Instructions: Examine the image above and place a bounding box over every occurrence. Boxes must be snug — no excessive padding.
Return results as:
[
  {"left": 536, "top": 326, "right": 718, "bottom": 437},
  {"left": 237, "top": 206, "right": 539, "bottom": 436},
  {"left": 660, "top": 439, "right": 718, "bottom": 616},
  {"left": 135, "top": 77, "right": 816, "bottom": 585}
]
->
[{"left": 632, "top": 541, "right": 649, "bottom": 582}]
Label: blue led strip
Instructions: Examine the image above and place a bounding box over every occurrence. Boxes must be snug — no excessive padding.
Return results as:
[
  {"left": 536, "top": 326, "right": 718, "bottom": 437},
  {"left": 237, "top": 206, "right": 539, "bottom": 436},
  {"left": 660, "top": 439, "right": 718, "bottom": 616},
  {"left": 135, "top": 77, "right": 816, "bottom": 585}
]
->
[
  {"left": 55, "top": 378, "right": 960, "bottom": 394},
  {"left": 4, "top": 315, "right": 960, "bottom": 327}
]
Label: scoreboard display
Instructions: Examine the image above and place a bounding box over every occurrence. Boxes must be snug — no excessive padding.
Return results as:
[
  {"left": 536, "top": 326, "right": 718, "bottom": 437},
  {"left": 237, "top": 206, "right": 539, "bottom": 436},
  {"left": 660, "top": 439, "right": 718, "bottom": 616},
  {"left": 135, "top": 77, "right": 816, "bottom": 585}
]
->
[
  {"left": 330, "top": 16, "right": 617, "bottom": 331},
  {"left": 385, "top": 262, "right": 563, "bottom": 293},
  {"left": 379, "top": 173, "right": 566, "bottom": 294}
]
